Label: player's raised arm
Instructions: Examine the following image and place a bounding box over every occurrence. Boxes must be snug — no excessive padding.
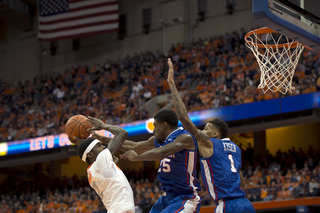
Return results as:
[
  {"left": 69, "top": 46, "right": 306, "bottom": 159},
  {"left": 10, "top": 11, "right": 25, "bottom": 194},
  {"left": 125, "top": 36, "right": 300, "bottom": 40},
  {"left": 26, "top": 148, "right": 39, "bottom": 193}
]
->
[
  {"left": 87, "top": 116, "right": 128, "bottom": 155},
  {"left": 167, "top": 58, "right": 211, "bottom": 147}
]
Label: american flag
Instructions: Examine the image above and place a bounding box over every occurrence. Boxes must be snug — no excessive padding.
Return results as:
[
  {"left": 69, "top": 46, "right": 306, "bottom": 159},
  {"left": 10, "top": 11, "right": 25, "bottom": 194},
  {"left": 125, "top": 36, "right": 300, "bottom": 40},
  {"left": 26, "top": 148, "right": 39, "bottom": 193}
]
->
[{"left": 37, "top": 0, "right": 119, "bottom": 41}]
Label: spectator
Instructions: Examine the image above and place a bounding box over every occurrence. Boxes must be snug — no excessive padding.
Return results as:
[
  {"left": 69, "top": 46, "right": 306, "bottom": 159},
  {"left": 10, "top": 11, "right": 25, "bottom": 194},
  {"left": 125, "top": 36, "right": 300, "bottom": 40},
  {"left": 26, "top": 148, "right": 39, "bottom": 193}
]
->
[
  {"left": 290, "top": 172, "right": 300, "bottom": 183},
  {"left": 142, "top": 88, "right": 152, "bottom": 102},
  {"left": 309, "top": 178, "right": 319, "bottom": 196}
]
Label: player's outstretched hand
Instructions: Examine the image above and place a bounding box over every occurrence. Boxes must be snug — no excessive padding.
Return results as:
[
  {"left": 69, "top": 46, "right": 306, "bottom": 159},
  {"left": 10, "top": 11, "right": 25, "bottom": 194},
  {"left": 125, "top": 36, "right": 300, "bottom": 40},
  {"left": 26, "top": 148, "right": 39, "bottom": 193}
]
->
[
  {"left": 120, "top": 150, "right": 138, "bottom": 161},
  {"left": 68, "top": 136, "right": 85, "bottom": 146},
  {"left": 86, "top": 116, "right": 106, "bottom": 131},
  {"left": 167, "top": 58, "right": 175, "bottom": 85}
]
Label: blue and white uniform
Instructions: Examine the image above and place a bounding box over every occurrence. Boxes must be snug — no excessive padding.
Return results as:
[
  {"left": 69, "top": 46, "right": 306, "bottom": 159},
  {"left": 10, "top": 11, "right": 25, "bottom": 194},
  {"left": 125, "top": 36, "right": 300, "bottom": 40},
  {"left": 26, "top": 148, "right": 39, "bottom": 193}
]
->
[
  {"left": 150, "top": 127, "right": 201, "bottom": 213},
  {"left": 200, "top": 138, "right": 255, "bottom": 213}
]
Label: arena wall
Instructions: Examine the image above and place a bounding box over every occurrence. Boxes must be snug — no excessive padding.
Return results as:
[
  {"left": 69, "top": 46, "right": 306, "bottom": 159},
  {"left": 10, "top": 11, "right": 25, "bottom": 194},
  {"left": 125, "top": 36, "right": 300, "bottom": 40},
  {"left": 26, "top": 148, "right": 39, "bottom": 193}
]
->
[
  {"left": 266, "top": 122, "right": 320, "bottom": 155},
  {"left": 0, "top": 0, "right": 258, "bottom": 83}
]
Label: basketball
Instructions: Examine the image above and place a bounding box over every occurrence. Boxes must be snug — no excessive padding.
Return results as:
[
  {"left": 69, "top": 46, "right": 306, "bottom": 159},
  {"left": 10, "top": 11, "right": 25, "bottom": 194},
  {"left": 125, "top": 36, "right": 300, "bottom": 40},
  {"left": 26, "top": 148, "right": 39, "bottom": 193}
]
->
[{"left": 65, "top": 115, "right": 92, "bottom": 140}]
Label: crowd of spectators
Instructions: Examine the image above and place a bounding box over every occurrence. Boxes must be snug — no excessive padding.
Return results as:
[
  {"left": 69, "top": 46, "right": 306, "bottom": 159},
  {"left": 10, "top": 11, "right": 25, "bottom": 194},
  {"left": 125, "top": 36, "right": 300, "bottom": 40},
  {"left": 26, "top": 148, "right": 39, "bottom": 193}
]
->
[
  {"left": 1, "top": 146, "right": 320, "bottom": 212},
  {"left": 241, "top": 145, "right": 320, "bottom": 203},
  {"left": 0, "top": 164, "right": 161, "bottom": 213},
  {"left": 1, "top": 27, "right": 320, "bottom": 142}
]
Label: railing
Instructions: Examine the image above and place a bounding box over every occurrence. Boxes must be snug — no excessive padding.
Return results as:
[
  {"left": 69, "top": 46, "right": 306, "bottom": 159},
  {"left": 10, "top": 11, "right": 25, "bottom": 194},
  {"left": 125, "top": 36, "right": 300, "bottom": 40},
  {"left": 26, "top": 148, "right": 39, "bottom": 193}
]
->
[
  {"left": 200, "top": 181, "right": 320, "bottom": 207},
  {"left": 244, "top": 181, "right": 320, "bottom": 201},
  {"left": 199, "top": 182, "right": 320, "bottom": 212}
]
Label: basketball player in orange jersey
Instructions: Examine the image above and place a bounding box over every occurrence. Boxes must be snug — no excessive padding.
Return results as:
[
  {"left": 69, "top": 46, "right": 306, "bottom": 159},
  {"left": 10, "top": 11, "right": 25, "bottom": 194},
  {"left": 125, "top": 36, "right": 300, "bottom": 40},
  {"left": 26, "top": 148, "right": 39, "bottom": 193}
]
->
[
  {"left": 72, "top": 111, "right": 202, "bottom": 213},
  {"left": 74, "top": 116, "right": 135, "bottom": 213}
]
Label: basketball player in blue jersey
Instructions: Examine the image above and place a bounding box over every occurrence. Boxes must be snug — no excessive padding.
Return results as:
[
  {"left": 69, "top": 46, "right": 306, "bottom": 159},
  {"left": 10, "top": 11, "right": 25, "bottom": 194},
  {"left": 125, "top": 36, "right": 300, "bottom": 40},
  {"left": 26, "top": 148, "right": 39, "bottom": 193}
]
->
[
  {"left": 167, "top": 58, "right": 256, "bottom": 213},
  {"left": 120, "top": 109, "right": 202, "bottom": 213}
]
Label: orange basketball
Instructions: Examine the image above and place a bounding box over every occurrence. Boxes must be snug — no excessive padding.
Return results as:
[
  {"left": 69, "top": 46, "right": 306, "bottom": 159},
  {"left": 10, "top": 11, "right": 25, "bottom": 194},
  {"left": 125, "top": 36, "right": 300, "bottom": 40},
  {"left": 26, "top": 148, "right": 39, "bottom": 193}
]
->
[{"left": 65, "top": 115, "right": 92, "bottom": 140}]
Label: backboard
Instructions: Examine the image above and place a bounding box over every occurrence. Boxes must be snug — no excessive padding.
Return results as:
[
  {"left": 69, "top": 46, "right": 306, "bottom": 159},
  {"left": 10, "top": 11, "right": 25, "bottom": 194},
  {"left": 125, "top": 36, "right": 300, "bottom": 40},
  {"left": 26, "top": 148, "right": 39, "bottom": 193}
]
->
[{"left": 252, "top": 0, "right": 320, "bottom": 52}]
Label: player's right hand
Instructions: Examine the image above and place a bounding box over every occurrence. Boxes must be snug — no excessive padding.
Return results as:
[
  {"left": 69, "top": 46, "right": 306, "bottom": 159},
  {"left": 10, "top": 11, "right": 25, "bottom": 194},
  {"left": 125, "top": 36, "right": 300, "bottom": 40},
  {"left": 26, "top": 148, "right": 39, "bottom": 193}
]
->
[
  {"left": 167, "top": 58, "right": 175, "bottom": 84},
  {"left": 86, "top": 116, "right": 106, "bottom": 131}
]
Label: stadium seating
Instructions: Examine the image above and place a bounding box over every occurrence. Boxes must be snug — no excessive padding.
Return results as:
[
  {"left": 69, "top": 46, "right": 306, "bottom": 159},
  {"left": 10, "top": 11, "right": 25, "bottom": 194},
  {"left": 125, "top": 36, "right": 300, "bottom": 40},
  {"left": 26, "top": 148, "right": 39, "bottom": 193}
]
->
[{"left": 1, "top": 29, "right": 320, "bottom": 142}]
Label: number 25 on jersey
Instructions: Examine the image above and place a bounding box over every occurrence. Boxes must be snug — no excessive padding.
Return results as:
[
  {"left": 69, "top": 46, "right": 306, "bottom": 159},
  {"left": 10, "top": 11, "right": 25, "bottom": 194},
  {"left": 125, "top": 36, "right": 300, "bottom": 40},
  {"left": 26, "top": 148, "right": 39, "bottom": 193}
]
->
[{"left": 158, "top": 158, "right": 171, "bottom": 173}]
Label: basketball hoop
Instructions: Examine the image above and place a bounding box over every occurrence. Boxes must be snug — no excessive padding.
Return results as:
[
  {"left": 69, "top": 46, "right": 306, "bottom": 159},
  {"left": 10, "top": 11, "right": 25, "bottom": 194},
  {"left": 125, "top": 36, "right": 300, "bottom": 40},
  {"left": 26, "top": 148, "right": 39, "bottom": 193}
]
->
[{"left": 245, "top": 27, "right": 311, "bottom": 94}]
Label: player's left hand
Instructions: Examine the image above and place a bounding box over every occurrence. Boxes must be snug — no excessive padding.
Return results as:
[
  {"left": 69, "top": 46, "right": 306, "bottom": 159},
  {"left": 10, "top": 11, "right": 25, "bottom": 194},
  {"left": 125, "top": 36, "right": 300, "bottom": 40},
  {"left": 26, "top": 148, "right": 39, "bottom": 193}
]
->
[
  {"left": 86, "top": 116, "right": 106, "bottom": 131},
  {"left": 167, "top": 58, "right": 175, "bottom": 84},
  {"left": 68, "top": 136, "right": 85, "bottom": 146},
  {"left": 91, "top": 131, "right": 110, "bottom": 143},
  {"left": 120, "top": 150, "right": 138, "bottom": 161}
]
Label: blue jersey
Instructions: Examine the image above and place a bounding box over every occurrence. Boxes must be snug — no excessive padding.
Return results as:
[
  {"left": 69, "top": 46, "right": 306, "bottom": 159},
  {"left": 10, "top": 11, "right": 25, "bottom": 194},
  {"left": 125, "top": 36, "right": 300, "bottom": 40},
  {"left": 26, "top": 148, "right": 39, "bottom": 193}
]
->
[
  {"left": 154, "top": 127, "right": 201, "bottom": 193},
  {"left": 200, "top": 138, "right": 246, "bottom": 201}
]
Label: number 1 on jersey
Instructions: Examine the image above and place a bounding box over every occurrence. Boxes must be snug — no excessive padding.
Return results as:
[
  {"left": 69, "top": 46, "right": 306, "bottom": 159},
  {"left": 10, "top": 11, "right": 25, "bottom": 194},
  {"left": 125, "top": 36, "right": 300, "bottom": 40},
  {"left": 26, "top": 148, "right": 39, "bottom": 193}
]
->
[{"left": 228, "top": 154, "right": 237, "bottom": 172}]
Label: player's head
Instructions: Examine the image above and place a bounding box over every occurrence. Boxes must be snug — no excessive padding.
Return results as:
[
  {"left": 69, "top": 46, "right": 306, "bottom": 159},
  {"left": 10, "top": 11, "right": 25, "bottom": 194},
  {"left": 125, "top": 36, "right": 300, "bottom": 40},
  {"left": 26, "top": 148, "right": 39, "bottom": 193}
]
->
[
  {"left": 202, "top": 119, "right": 229, "bottom": 139},
  {"left": 77, "top": 138, "right": 106, "bottom": 164},
  {"left": 153, "top": 109, "right": 178, "bottom": 143}
]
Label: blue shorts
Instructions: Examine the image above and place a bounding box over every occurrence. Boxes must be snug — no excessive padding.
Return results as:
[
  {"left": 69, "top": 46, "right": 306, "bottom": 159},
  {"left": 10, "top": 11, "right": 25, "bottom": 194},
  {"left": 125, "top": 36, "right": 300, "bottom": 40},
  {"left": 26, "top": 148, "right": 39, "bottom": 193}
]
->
[
  {"left": 149, "top": 191, "right": 201, "bottom": 213},
  {"left": 214, "top": 197, "right": 255, "bottom": 213}
]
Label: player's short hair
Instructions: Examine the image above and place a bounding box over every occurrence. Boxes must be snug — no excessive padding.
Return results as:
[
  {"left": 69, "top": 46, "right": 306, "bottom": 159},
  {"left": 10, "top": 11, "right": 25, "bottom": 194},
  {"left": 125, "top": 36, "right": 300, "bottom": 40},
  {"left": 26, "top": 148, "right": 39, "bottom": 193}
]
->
[
  {"left": 209, "top": 119, "right": 229, "bottom": 138},
  {"left": 77, "top": 137, "right": 96, "bottom": 163},
  {"left": 154, "top": 109, "right": 178, "bottom": 128}
]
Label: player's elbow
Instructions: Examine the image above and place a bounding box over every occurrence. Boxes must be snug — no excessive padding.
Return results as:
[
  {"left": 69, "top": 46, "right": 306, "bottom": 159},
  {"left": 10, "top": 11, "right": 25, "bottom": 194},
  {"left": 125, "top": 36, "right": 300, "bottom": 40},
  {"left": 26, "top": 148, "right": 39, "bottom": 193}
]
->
[
  {"left": 115, "top": 130, "right": 128, "bottom": 144},
  {"left": 120, "top": 130, "right": 128, "bottom": 139}
]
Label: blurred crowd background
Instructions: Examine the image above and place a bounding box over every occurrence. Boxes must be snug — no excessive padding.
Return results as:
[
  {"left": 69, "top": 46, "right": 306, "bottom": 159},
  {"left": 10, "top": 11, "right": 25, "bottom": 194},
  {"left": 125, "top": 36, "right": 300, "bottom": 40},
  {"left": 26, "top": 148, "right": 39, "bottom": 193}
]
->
[
  {"left": 0, "top": 146, "right": 319, "bottom": 213},
  {"left": 1, "top": 28, "right": 320, "bottom": 142}
]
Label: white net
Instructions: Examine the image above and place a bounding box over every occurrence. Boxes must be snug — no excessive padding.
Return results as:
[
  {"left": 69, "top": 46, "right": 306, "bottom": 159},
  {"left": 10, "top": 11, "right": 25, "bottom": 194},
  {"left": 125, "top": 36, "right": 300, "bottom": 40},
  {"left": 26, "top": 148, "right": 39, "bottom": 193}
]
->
[{"left": 245, "top": 28, "right": 305, "bottom": 94}]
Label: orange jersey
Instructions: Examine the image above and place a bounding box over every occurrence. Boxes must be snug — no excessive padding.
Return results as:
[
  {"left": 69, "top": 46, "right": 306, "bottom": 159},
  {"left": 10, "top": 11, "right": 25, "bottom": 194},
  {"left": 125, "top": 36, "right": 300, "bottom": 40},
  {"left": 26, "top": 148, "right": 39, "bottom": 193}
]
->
[{"left": 87, "top": 149, "right": 134, "bottom": 213}]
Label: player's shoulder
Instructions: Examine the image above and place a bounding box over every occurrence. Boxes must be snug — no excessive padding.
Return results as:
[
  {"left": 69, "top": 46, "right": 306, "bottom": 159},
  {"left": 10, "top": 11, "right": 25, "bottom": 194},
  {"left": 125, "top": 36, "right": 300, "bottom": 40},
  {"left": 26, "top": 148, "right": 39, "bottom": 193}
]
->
[
  {"left": 221, "top": 138, "right": 239, "bottom": 148},
  {"left": 96, "top": 148, "right": 112, "bottom": 161},
  {"left": 148, "top": 135, "right": 156, "bottom": 142},
  {"left": 211, "top": 138, "right": 233, "bottom": 148},
  {"left": 209, "top": 137, "right": 222, "bottom": 144},
  {"left": 215, "top": 138, "right": 233, "bottom": 143},
  {"left": 175, "top": 133, "right": 194, "bottom": 141},
  {"left": 174, "top": 134, "right": 196, "bottom": 150}
]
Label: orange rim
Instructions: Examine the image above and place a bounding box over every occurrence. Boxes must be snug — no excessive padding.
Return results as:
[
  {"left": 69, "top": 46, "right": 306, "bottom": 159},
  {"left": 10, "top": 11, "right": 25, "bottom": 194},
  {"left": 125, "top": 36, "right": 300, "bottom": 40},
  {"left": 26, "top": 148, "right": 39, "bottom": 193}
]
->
[{"left": 245, "top": 27, "right": 313, "bottom": 50}]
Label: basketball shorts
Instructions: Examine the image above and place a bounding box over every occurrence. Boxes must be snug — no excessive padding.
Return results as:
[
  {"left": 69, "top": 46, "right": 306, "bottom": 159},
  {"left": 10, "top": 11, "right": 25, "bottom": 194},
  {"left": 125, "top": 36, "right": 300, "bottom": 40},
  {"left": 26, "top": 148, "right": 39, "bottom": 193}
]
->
[
  {"left": 149, "top": 191, "right": 201, "bottom": 213},
  {"left": 214, "top": 197, "right": 256, "bottom": 213}
]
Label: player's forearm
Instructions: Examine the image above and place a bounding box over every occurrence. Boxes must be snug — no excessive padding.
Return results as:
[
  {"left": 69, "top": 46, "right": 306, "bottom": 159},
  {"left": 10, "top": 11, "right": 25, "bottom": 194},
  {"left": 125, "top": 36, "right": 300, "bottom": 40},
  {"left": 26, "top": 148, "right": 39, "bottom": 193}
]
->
[
  {"left": 98, "top": 136, "right": 136, "bottom": 152},
  {"left": 168, "top": 82, "right": 200, "bottom": 138},
  {"left": 98, "top": 136, "right": 112, "bottom": 144},
  {"left": 103, "top": 139, "right": 151, "bottom": 154},
  {"left": 168, "top": 83, "right": 190, "bottom": 122},
  {"left": 101, "top": 124, "right": 131, "bottom": 153},
  {"left": 132, "top": 149, "right": 164, "bottom": 161},
  {"left": 120, "top": 141, "right": 137, "bottom": 152},
  {"left": 107, "top": 131, "right": 128, "bottom": 155}
]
